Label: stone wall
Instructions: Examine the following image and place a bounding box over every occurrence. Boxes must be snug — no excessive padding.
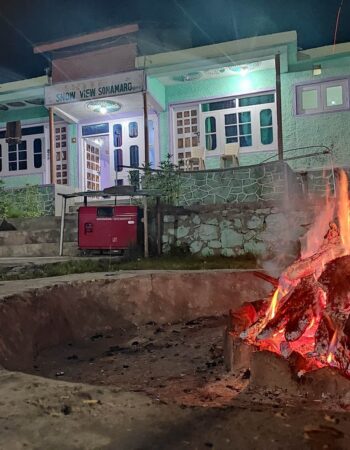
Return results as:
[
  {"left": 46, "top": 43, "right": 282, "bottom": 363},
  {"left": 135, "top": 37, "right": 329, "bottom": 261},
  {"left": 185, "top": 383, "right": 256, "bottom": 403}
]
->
[
  {"left": 0, "top": 185, "right": 55, "bottom": 217},
  {"left": 177, "top": 161, "right": 299, "bottom": 206},
  {"left": 162, "top": 203, "right": 314, "bottom": 266}
]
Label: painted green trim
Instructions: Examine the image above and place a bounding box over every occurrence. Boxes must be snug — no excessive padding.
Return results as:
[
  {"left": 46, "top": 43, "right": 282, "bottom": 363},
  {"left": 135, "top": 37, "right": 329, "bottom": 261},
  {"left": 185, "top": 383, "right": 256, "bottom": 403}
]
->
[
  {"left": 147, "top": 76, "right": 166, "bottom": 110},
  {"left": 0, "top": 106, "right": 48, "bottom": 125}
]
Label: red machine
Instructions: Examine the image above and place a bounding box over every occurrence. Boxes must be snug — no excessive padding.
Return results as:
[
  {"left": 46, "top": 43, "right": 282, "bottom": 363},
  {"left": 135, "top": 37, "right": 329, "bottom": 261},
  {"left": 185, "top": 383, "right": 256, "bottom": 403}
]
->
[{"left": 78, "top": 205, "right": 139, "bottom": 252}]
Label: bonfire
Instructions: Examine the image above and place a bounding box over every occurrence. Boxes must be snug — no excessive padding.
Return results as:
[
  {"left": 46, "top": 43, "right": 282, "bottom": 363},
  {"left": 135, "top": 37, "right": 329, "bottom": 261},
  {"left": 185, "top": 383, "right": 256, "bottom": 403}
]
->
[{"left": 228, "top": 170, "right": 350, "bottom": 377}]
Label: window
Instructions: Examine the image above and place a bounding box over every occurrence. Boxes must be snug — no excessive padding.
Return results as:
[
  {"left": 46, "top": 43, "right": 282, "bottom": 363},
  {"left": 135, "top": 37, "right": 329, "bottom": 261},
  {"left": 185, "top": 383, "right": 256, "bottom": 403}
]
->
[
  {"left": 113, "top": 124, "right": 122, "bottom": 147},
  {"left": 224, "top": 113, "right": 238, "bottom": 143},
  {"left": 238, "top": 112, "right": 252, "bottom": 147},
  {"left": 8, "top": 141, "right": 27, "bottom": 171},
  {"left": 296, "top": 79, "right": 349, "bottom": 115},
  {"left": 205, "top": 117, "right": 217, "bottom": 150},
  {"left": 82, "top": 123, "right": 109, "bottom": 136},
  {"left": 260, "top": 109, "right": 273, "bottom": 145},
  {"left": 130, "top": 145, "right": 139, "bottom": 168},
  {"left": 239, "top": 94, "right": 275, "bottom": 107},
  {"left": 202, "top": 99, "right": 236, "bottom": 112},
  {"left": 33, "top": 138, "right": 42, "bottom": 168},
  {"left": 114, "top": 148, "right": 123, "bottom": 172},
  {"left": 129, "top": 122, "right": 138, "bottom": 138}
]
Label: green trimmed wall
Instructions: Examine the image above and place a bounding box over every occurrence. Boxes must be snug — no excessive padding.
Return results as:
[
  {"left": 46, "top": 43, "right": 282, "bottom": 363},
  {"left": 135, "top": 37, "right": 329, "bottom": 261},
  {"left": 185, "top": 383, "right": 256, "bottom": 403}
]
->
[
  {"left": 281, "top": 58, "right": 350, "bottom": 170},
  {"left": 1, "top": 174, "right": 43, "bottom": 188},
  {"left": 159, "top": 69, "right": 277, "bottom": 164}
]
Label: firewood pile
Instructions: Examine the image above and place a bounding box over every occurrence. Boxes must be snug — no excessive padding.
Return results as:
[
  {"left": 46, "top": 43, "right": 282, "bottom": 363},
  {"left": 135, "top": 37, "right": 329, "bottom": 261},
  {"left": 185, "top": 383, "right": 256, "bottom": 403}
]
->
[{"left": 228, "top": 219, "right": 350, "bottom": 377}]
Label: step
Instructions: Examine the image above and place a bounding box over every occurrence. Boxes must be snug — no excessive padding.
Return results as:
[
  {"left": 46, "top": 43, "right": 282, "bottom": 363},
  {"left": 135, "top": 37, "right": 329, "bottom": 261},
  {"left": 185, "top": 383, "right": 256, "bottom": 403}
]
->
[
  {"left": 0, "top": 228, "right": 78, "bottom": 246},
  {"left": 6, "top": 214, "right": 78, "bottom": 231},
  {"left": 0, "top": 242, "right": 79, "bottom": 258}
]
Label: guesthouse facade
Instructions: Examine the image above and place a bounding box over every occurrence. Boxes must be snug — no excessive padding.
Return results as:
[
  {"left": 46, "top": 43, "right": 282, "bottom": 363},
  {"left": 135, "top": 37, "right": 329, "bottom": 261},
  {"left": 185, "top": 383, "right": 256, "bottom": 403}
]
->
[{"left": 1, "top": 26, "right": 350, "bottom": 210}]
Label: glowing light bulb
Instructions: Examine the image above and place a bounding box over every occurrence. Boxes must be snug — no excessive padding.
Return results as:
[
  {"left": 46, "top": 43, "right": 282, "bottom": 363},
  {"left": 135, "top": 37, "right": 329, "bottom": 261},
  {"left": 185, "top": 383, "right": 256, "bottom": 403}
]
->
[
  {"left": 100, "top": 106, "right": 107, "bottom": 115},
  {"left": 240, "top": 66, "right": 249, "bottom": 77}
]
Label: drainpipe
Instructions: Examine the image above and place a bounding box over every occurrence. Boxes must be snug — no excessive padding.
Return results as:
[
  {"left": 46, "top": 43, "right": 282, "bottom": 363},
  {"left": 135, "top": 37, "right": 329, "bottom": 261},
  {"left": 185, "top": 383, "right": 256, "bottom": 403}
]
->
[
  {"left": 49, "top": 107, "right": 56, "bottom": 184},
  {"left": 275, "top": 53, "right": 284, "bottom": 161}
]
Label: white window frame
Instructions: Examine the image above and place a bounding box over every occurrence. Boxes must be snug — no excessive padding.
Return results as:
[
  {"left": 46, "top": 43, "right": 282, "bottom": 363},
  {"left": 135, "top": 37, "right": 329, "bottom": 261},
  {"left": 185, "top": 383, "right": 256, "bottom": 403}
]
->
[
  {"left": 295, "top": 78, "right": 350, "bottom": 116},
  {"left": 0, "top": 132, "right": 46, "bottom": 178}
]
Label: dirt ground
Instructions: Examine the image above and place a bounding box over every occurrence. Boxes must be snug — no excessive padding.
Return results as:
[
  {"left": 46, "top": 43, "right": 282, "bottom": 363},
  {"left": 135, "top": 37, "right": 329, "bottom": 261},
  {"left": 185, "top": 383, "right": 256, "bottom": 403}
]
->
[{"left": 0, "top": 316, "right": 346, "bottom": 449}]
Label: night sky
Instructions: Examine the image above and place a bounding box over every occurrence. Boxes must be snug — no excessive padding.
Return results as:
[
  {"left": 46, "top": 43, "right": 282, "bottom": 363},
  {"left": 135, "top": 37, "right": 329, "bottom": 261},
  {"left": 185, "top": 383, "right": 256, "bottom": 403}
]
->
[{"left": 0, "top": 0, "right": 348, "bottom": 82}]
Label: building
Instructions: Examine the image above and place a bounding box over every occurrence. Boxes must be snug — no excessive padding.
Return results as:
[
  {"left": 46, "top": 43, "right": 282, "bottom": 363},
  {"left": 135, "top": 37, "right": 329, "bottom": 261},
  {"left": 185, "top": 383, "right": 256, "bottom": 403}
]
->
[{"left": 0, "top": 26, "right": 349, "bottom": 211}]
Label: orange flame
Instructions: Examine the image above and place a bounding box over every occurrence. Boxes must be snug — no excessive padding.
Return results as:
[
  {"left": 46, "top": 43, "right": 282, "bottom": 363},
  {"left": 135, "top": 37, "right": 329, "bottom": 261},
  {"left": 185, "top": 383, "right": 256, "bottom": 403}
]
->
[
  {"left": 268, "top": 287, "right": 280, "bottom": 321},
  {"left": 338, "top": 170, "right": 350, "bottom": 251},
  {"left": 327, "top": 329, "right": 338, "bottom": 364}
]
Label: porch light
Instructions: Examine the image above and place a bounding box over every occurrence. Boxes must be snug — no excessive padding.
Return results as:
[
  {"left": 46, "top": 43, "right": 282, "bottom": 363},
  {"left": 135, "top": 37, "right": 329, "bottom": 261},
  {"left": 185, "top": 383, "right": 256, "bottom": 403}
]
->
[
  {"left": 240, "top": 66, "right": 249, "bottom": 77},
  {"left": 87, "top": 99, "right": 122, "bottom": 114}
]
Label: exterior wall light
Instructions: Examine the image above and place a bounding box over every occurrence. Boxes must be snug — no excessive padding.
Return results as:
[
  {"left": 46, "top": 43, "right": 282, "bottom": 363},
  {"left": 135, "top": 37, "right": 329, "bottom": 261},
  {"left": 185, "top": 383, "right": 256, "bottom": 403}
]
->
[{"left": 313, "top": 65, "right": 322, "bottom": 76}]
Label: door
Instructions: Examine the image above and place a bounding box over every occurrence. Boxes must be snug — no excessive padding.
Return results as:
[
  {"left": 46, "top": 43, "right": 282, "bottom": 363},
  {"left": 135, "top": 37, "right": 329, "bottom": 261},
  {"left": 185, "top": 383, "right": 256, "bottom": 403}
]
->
[
  {"left": 173, "top": 105, "right": 200, "bottom": 168},
  {"left": 55, "top": 124, "right": 69, "bottom": 184},
  {"left": 83, "top": 138, "right": 101, "bottom": 191}
]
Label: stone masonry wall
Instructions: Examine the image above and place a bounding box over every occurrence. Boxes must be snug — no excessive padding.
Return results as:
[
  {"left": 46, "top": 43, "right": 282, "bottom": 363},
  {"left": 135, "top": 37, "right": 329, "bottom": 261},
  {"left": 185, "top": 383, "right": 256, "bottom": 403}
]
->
[
  {"left": 162, "top": 203, "right": 314, "bottom": 266},
  {"left": 177, "top": 161, "right": 299, "bottom": 206},
  {"left": 0, "top": 185, "right": 55, "bottom": 216}
]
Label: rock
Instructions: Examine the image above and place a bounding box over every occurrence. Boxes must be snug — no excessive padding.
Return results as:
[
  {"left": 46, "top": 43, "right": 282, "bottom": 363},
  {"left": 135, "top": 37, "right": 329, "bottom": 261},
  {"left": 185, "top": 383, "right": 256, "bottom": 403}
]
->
[
  {"left": 192, "top": 215, "right": 201, "bottom": 225},
  {"left": 208, "top": 240, "right": 222, "bottom": 249},
  {"left": 244, "top": 241, "right": 267, "bottom": 256},
  {"left": 201, "top": 247, "right": 214, "bottom": 257},
  {"left": 246, "top": 216, "right": 263, "bottom": 230},
  {"left": 164, "top": 215, "right": 175, "bottom": 223},
  {"left": 176, "top": 226, "right": 190, "bottom": 239},
  {"left": 221, "top": 229, "right": 243, "bottom": 248},
  {"left": 233, "top": 218, "right": 242, "bottom": 229},
  {"left": 219, "top": 220, "right": 233, "bottom": 230},
  {"left": 221, "top": 248, "right": 235, "bottom": 257},
  {"left": 190, "top": 241, "right": 203, "bottom": 254},
  {"left": 197, "top": 224, "right": 218, "bottom": 241},
  {"left": 223, "top": 331, "right": 254, "bottom": 372},
  {"left": 206, "top": 218, "right": 218, "bottom": 226},
  {"left": 301, "top": 367, "right": 350, "bottom": 399},
  {"left": 250, "top": 351, "right": 300, "bottom": 394}
]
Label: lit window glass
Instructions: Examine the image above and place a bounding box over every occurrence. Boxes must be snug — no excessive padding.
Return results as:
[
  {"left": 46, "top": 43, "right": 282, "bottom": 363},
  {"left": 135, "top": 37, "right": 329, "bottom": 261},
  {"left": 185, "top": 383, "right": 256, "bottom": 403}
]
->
[
  {"left": 33, "top": 138, "right": 42, "bottom": 168},
  {"left": 113, "top": 124, "right": 122, "bottom": 147},
  {"left": 129, "top": 122, "right": 138, "bottom": 138},
  {"left": 302, "top": 89, "right": 318, "bottom": 110},
  {"left": 130, "top": 145, "right": 139, "bottom": 168},
  {"left": 205, "top": 117, "right": 217, "bottom": 150},
  {"left": 260, "top": 109, "right": 273, "bottom": 145},
  {"left": 326, "top": 85, "right": 343, "bottom": 107},
  {"left": 114, "top": 148, "right": 123, "bottom": 172}
]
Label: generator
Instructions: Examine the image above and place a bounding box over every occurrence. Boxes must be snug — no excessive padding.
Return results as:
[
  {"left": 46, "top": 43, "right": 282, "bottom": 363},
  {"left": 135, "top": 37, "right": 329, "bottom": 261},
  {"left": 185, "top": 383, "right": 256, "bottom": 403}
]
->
[{"left": 78, "top": 205, "right": 140, "bottom": 252}]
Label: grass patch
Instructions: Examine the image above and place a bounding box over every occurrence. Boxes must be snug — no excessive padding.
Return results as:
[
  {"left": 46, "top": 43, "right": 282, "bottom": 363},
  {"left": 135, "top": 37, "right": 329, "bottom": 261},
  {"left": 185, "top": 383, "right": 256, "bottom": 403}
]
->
[{"left": 0, "top": 253, "right": 258, "bottom": 281}]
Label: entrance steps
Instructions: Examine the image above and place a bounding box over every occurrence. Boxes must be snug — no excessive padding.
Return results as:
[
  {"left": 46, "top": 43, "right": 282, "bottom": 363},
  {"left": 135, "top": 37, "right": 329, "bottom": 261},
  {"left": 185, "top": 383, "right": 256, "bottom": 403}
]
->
[{"left": 0, "top": 214, "right": 79, "bottom": 257}]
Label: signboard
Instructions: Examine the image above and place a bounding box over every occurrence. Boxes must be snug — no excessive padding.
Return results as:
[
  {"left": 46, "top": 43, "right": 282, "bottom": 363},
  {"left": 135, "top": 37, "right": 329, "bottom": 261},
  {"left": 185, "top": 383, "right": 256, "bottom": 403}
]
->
[{"left": 45, "top": 70, "right": 144, "bottom": 106}]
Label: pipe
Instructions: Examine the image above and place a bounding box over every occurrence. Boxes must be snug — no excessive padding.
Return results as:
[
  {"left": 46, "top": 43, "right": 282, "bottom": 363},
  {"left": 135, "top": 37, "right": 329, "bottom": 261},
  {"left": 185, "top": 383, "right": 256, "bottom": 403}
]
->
[
  {"left": 59, "top": 196, "right": 66, "bottom": 256},
  {"left": 275, "top": 53, "right": 284, "bottom": 161}
]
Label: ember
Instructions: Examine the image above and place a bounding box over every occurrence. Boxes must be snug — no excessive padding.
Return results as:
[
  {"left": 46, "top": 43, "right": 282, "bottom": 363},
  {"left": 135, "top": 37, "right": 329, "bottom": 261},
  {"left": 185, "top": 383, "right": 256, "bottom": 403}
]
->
[{"left": 229, "top": 170, "right": 350, "bottom": 378}]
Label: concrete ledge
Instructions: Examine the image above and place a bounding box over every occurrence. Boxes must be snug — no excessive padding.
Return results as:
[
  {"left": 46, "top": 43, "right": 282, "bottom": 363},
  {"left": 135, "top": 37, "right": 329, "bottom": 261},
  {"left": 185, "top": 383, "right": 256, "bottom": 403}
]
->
[{"left": 0, "top": 270, "right": 271, "bottom": 370}]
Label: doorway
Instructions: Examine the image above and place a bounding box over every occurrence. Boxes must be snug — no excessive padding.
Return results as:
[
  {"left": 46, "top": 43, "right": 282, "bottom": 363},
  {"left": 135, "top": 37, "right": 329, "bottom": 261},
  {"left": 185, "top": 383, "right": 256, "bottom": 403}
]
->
[{"left": 82, "top": 135, "right": 110, "bottom": 191}]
